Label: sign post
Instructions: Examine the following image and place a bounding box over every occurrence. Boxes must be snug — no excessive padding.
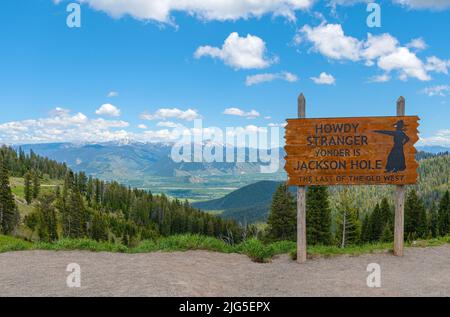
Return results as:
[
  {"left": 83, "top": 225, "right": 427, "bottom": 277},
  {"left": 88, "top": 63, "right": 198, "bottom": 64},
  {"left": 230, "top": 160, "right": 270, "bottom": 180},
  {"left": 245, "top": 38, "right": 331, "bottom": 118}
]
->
[
  {"left": 394, "top": 96, "right": 406, "bottom": 256},
  {"left": 285, "top": 94, "right": 419, "bottom": 263},
  {"left": 297, "top": 94, "right": 307, "bottom": 264}
]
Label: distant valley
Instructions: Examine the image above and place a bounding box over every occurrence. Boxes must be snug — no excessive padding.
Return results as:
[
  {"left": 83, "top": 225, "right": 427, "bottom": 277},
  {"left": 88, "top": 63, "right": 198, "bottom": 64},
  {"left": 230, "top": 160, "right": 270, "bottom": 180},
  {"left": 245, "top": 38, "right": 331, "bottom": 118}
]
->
[{"left": 16, "top": 142, "right": 286, "bottom": 201}]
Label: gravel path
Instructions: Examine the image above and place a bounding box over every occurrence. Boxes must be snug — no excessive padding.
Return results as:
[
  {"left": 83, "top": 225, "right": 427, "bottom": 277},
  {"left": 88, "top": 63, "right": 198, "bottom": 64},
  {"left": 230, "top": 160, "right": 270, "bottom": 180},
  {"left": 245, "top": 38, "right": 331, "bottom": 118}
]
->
[{"left": 1, "top": 245, "right": 449, "bottom": 297}]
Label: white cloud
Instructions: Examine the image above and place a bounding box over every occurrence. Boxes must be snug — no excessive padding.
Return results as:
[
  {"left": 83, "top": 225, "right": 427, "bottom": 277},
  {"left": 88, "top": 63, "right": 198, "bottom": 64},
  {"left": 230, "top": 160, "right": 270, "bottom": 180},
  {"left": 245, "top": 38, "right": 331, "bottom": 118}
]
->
[
  {"left": 223, "top": 108, "right": 260, "bottom": 119},
  {"left": 369, "top": 74, "right": 391, "bottom": 83},
  {"left": 96, "top": 104, "right": 121, "bottom": 117},
  {"left": 246, "top": 73, "right": 277, "bottom": 86},
  {"left": 157, "top": 121, "right": 185, "bottom": 128},
  {"left": 225, "top": 125, "right": 268, "bottom": 138},
  {"left": 362, "top": 33, "right": 399, "bottom": 62},
  {"left": 299, "top": 23, "right": 447, "bottom": 81},
  {"left": 425, "top": 56, "right": 450, "bottom": 74},
  {"left": 55, "top": 1, "right": 450, "bottom": 27},
  {"left": 420, "top": 129, "right": 450, "bottom": 147},
  {"left": 195, "top": 32, "right": 276, "bottom": 70},
  {"left": 245, "top": 72, "right": 298, "bottom": 86},
  {"left": 268, "top": 122, "right": 287, "bottom": 127},
  {"left": 421, "top": 85, "right": 450, "bottom": 97},
  {"left": 0, "top": 108, "right": 129, "bottom": 144},
  {"left": 141, "top": 108, "right": 201, "bottom": 121},
  {"left": 331, "top": 0, "right": 450, "bottom": 10},
  {"left": 377, "top": 47, "right": 430, "bottom": 81},
  {"left": 406, "top": 38, "right": 427, "bottom": 51},
  {"left": 393, "top": 0, "right": 450, "bottom": 10},
  {"left": 139, "top": 129, "right": 182, "bottom": 142},
  {"left": 300, "top": 23, "right": 362, "bottom": 61},
  {"left": 49, "top": 107, "right": 71, "bottom": 117},
  {"left": 311, "top": 72, "right": 336, "bottom": 85},
  {"left": 70, "top": 0, "right": 314, "bottom": 24},
  {"left": 283, "top": 72, "right": 299, "bottom": 82},
  {"left": 107, "top": 91, "right": 119, "bottom": 97},
  {"left": 328, "top": 0, "right": 366, "bottom": 5},
  {"left": 0, "top": 108, "right": 281, "bottom": 145}
]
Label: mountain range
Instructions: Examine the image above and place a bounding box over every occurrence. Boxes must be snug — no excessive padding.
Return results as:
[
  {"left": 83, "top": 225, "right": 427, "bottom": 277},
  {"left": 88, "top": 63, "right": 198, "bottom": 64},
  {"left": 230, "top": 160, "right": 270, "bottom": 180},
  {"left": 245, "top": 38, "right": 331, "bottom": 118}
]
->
[
  {"left": 16, "top": 142, "right": 281, "bottom": 177},
  {"left": 15, "top": 141, "right": 448, "bottom": 176}
]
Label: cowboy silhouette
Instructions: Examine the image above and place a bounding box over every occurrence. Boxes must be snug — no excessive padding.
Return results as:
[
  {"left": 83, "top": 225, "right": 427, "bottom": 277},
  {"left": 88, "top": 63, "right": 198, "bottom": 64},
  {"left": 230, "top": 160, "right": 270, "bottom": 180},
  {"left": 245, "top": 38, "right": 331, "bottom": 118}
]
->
[{"left": 374, "top": 120, "right": 410, "bottom": 173}]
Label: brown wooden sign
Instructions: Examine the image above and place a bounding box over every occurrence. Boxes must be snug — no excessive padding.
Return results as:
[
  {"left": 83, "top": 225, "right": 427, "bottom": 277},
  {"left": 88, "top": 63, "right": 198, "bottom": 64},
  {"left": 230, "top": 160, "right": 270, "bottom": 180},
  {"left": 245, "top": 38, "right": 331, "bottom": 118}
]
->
[{"left": 285, "top": 116, "right": 420, "bottom": 186}]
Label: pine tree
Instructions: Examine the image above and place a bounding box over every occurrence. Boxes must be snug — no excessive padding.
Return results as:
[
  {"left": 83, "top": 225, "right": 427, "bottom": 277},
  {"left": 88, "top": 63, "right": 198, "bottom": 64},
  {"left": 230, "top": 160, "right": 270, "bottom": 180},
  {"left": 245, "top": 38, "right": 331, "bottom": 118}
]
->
[
  {"left": 428, "top": 202, "right": 439, "bottom": 238},
  {"left": 207, "top": 219, "right": 215, "bottom": 236},
  {"left": 24, "top": 171, "right": 33, "bottom": 205},
  {"left": 369, "top": 203, "right": 383, "bottom": 242},
  {"left": 90, "top": 211, "right": 109, "bottom": 242},
  {"left": 379, "top": 198, "right": 393, "bottom": 231},
  {"left": 32, "top": 170, "right": 40, "bottom": 199},
  {"left": 266, "top": 184, "right": 296, "bottom": 241},
  {"left": 361, "top": 213, "right": 371, "bottom": 243},
  {"left": 370, "top": 198, "right": 394, "bottom": 242},
  {"left": 336, "top": 190, "right": 361, "bottom": 247},
  {"left": 35, "top": 193, "right": 58, "bottom": 242},
  {"left": 362, "top": 199, "right": 394, "bottom": 243},
  {"left": 405, "top": 189, "right": 427, "bottom": 240},
  {"left": 24, "top": 212, "right": 39, "bottom": 233},
  {"left": 380, "top": 224, "right": 393, "bottom": 242},
  {"left": 62, "top": 188, "right": 87, "bottom": 239},
  {"left": 306, "top": 186, "right": 332, "bottom": 245},
  {"left": 438, "top": 191, "right": 450, "bottom": 237},
  {"left": 0, "top": 158, "right": 19, "bottom": 234}
]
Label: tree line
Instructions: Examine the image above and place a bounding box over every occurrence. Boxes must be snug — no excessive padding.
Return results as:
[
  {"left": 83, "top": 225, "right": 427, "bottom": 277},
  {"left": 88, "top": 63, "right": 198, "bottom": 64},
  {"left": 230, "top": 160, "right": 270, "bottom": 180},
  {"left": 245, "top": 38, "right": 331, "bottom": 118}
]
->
[
  {"left": 266, "top": 183, "right": 450, "bottom": 247},
  {"left": 0, "top": 146, "right": 245, "bottom": 246},
  {"left": 1, "top": 144, "right": 448, "bottom": 248}
]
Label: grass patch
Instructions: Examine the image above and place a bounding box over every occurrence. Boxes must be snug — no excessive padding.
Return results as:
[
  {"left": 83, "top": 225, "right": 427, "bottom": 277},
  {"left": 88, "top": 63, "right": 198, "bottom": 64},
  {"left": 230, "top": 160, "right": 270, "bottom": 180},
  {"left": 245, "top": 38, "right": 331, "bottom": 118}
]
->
[
  {"left": 0, "top": 235, "right": 33, "bottom": 253},
  {"left": 1, "top": 234, "right": 449, "bottom": 263},
  {"left": 34, "top": 239, "right": 128, "bottom": 253},
  {"left": 235, "top": 239, "right": 275, "bottom": 263},
  {"left": 290, "top": 236, "right": 450, "bottom": 260},
  {"left": 132, "top": 235, "right": 233, "bottom": 253},
  {"left": 10, "top": 177, "right": 62, "bottom": 201},
  {"left": 406, "top": 235, "right": 450, "bottom": 248},
  {"left": 305, "top": 243, "right": 392, "bottom": 259},
  {"left": 133, "top": 236, "right": 277, "bottom": 262}
]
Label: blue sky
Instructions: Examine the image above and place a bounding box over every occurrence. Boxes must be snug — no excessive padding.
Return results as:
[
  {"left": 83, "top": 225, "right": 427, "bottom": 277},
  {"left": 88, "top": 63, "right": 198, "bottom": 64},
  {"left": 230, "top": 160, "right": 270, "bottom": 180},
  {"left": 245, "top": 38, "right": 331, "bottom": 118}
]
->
[{"left": 0, "top": 0, "right": 449, "bottom": 146}]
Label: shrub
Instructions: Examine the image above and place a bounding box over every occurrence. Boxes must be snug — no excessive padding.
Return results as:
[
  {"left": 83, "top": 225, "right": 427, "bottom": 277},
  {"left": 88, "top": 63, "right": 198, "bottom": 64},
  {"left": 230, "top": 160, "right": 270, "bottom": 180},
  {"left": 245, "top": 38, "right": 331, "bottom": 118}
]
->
[{"left": 237, "top": 239, "right": 274, "bottom": 263}]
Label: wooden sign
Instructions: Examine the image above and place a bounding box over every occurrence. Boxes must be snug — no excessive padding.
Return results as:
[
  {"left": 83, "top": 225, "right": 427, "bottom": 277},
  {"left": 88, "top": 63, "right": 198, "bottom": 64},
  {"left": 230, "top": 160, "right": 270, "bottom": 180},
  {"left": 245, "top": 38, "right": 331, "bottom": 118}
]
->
[{"left": 285, "top": 116, "right": 420, "bottom": 186}]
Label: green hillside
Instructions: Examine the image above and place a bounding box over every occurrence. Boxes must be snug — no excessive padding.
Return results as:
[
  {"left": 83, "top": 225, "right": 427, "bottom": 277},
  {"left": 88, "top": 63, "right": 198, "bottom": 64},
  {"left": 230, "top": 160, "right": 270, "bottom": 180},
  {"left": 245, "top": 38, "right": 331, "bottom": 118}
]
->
[
  {"left": 10, "top": 176, "right": 63, "bottom": 219},
  {"left": 0, "top": 145, "right": 244, "bottom": 245},
  {"left": 193, "top": 181, "right": 280, "bottom": 211}
]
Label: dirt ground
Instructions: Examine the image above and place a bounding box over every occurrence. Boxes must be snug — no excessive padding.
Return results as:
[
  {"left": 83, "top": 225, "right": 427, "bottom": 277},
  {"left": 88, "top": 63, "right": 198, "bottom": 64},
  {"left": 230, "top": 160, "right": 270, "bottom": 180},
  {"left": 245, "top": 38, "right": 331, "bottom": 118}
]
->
[{"left": 1, "top": 245, "right": 449, "bottom": 297}]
